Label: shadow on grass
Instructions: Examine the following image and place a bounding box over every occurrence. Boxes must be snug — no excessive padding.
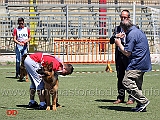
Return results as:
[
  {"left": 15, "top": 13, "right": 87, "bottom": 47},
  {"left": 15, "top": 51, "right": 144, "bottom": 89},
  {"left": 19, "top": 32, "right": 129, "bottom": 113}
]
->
[
  {"left": 17, "top": 80, "right": 26, "bottom": 82},
  {"left": 0, "top": 105, "right": 34, "bottom": 110},
  {"left": 16, "top": 105, "right": 37, "bottom": 110},
  {"left": 6, "top": 76, "right": 18, "bottom": 79},
  {"left": 98, "top": 105, "right": 132, "bottom": 112},
  {"left": 95, "top": 99, "right": 115, "bottom": 103},
  {"left": 16, "top": 104, "right": 65, "bottom": 110},
  {"left": 5, "top": 76, "right": 27, "bottom": 82}
]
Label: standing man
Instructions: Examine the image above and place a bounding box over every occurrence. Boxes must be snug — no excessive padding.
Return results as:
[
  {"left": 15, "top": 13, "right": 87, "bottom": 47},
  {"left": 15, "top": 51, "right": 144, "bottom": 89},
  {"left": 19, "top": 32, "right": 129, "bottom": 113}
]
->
[
  {"left": 13, "top": 17, "right": 31, "bottom": 78},
  {"left": 110, "top": 10, "right": 134, "bottom": 104},
  {"left": 115, "top": 19, "right": 152, "bottom": 112}
]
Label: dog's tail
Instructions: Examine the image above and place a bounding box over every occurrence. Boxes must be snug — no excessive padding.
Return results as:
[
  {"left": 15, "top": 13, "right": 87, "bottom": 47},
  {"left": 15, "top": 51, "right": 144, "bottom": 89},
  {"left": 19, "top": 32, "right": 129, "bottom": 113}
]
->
[{"left": 19, "top": 54, "right": 28, "bottom": 81}]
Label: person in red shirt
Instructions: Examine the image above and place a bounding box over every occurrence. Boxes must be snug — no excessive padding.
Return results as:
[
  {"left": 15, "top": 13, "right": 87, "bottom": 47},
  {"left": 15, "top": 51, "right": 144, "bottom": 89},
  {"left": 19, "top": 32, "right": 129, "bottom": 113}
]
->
[
  {"left": 24, "top": 52, "right": 74, "bottom": 110},
  {"left": 13, "top": 17, "right": 31, "bottom": 78}
]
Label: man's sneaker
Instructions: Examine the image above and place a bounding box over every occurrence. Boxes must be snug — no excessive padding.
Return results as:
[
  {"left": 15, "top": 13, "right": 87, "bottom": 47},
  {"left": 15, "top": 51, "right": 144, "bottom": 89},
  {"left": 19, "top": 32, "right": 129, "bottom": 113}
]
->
[
  {"left": 38, "top": 105, "right": 46, "bottom": 110},
  {"left": 131, "top": 105, "right": 147, "bottom": 112},
  {"left": 27, "top": 101, "right": 39, "bottom": 108},
  {"left": 132, "top": 101, "right": 150, "bottom": 112}
]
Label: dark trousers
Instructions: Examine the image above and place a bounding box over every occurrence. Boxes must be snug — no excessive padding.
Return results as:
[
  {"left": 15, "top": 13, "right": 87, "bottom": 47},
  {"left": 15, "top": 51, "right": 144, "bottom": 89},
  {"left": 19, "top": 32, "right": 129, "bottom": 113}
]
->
[{"left": 116, "top": 52, "right": 128, "bottom": 101}]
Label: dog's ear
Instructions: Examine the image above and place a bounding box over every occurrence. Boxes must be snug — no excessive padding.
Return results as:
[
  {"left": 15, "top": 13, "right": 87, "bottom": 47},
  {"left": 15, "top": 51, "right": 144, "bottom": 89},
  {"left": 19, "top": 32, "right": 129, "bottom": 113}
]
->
[
  {"left": 46, "top": 61, "right": 49, "bottom": 66},
  {"left": 48, "top": 62, "right": 53, "bottom": 71},
  {"left": 49, "top": 62, "right": 53, "bottom": 67},
  {"left": 43, "top": 61, "right": 48, "bottom": 71},
  {"left": 49, "top": 62, "right": 54, "bottom": 78}
]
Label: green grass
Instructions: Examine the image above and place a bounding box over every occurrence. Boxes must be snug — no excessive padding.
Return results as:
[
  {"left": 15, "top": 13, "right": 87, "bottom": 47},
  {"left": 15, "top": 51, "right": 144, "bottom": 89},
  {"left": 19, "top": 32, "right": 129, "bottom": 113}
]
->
[{"left": 0, "top": 64, "right": 160, "bottom": 120}]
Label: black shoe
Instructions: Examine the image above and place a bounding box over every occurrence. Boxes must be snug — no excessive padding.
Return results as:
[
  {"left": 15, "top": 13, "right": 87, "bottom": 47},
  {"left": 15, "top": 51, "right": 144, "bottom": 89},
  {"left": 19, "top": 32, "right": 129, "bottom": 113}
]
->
[
  {"left": 134, "top": 107, "right": 147, "bottom": 112},
  {"left": 131, "top": 105, "right": 147, "bottom": 112},
  {"left": 15, "top": 74, "right": 20, "bottom": 79},
  {"left": 27, "top": 101, "right": 39, "bottom": 108},
  {"left": 132, "top": 101, "right": 150, "bottom": 112},
  {"left": 17, "top": 78, "right": 25, "bottom": 82},
  {"left": 38, "top": 105, "right": 46, "bottom": 110}
]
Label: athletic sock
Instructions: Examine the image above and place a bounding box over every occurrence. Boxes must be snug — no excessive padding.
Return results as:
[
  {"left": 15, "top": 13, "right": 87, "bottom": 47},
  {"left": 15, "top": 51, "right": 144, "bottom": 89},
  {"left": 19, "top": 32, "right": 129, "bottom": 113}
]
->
[
  {"left": 40, "top": 102, "right": 46, "bottom": 106},
  {"left": 30, "top": 100, "right": 35, "bottom": 104}
]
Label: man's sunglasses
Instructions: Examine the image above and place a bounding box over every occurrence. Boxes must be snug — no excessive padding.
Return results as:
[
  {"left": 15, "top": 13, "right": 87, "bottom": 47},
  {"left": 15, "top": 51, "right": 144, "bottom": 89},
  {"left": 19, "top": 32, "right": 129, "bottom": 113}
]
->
[{"left": 120, "top": 16, "right": 129, "bottom": 19}]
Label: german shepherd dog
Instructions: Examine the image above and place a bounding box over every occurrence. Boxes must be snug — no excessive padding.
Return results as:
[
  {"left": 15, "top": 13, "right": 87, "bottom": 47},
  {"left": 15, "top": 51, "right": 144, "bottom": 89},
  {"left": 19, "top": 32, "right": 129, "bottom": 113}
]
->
[
  {"left": 19, "top": 54, "right": 29, "bottom": 82},
  {"left": 37, "top": 62, "right": 59, "bottom": 111}
]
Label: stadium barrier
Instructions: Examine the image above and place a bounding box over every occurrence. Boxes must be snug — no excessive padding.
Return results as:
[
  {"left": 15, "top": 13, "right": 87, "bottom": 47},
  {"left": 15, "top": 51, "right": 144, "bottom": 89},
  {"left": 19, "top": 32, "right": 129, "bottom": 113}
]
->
[{"left": 52, "top": 39, "right": 115, "bottom": 64}]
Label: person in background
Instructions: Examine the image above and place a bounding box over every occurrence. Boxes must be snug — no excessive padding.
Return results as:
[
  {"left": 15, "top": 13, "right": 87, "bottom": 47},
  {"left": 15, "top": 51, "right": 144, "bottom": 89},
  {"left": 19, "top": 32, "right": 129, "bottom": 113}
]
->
[
  {"left": 110, "top": 10, "right": 135, "bottom": 104},
  {"left": 13, "top": 17, "right": 31, "bottom": 78}
]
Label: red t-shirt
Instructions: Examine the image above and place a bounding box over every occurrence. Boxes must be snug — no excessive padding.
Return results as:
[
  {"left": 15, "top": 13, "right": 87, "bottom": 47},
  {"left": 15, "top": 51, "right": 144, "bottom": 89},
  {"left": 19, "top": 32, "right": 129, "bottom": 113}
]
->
[{"left": 29, "top": 52, "right": 63, "bottom": 71}]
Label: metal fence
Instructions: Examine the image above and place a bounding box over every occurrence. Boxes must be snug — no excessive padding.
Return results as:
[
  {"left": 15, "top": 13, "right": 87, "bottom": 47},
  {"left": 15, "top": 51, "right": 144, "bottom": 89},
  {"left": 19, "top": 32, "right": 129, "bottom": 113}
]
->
[
  {"left": 53, "top": 39, "right": 114, "bottom": 64},
  {"left": 1, "top": 0, "right": 160, "bottom": 5},
  {"left": 0, "top": 3, "right": 160, "bottom": 56}
]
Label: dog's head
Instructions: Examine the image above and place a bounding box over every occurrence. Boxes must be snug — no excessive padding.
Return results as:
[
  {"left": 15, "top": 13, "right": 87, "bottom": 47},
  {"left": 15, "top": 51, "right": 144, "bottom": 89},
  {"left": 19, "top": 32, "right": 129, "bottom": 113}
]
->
[{"left": 37, "top": 62, "right": 55, "bottom": 84}]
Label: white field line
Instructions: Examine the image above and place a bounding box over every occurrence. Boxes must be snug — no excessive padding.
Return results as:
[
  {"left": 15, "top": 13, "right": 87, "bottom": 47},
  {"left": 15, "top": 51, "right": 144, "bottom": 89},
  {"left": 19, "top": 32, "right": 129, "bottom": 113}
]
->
[
  {"left": 59, "top": 75, "right": 80, "bottom": 77},
  {"left": 145, "top": 74, "right": 160, "bottom": 76},
  {"left": 0, "top": 68, "right": 15, "bottom": 69},
  {"left": 74, "top": 66, "right": 105, "bottom": 68}
]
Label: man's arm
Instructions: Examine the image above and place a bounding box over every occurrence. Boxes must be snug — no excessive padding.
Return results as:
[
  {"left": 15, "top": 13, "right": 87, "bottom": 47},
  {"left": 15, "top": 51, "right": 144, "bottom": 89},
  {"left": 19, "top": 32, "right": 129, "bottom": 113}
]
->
[
  {"left": 13, "top": 35, "right": 20, "bottom": 45},
  {"left": 115, "top": 38, "right": 131, "bottom": 57}
]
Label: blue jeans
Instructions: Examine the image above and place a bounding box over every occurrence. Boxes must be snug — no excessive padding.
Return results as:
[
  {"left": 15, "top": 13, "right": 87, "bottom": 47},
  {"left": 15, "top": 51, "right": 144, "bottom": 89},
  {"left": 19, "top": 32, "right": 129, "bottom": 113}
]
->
[{"left": 15, "top": 44, "right": 28, "bottom": 75}]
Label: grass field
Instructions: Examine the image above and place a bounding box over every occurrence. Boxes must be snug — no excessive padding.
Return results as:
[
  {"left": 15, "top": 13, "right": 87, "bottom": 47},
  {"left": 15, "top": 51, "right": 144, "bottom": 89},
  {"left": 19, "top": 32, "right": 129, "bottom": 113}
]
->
[{"left": 0, "top": 64, "right": 160, "bottom": 120}]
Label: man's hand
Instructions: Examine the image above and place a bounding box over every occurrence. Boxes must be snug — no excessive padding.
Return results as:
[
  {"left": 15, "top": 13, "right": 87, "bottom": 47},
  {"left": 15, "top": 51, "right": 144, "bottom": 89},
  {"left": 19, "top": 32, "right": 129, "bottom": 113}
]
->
[
  {"left": 19, "top": 42, "right": 25, "bottom": 46},
  {"left": 115, "top": 38, "right": 131, "bottom": 57},
  {"left": 115, "top": 32, "right": 125, "bottom": 39},
  {"left": 115, "top": 38, "right": 122, "bottom": 47}
]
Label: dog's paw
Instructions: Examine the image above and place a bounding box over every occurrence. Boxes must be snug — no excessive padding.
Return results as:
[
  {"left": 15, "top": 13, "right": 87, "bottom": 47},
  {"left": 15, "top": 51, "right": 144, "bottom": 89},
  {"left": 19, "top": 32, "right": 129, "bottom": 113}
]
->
[
  {"left": 52, "top": 106, "right": 57, "bottom": 111},
  {"left": 56, "top": 103, "right": 62, "bottom": 108},
  {"left": 57, "top": 105, "right": 62, "bottom": 108},
  {"left": 26, "top": 79, "right": 29, "bottom": 82},
  {"left": 46, "top": 106, "right": 51, "bottom": 110}
]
